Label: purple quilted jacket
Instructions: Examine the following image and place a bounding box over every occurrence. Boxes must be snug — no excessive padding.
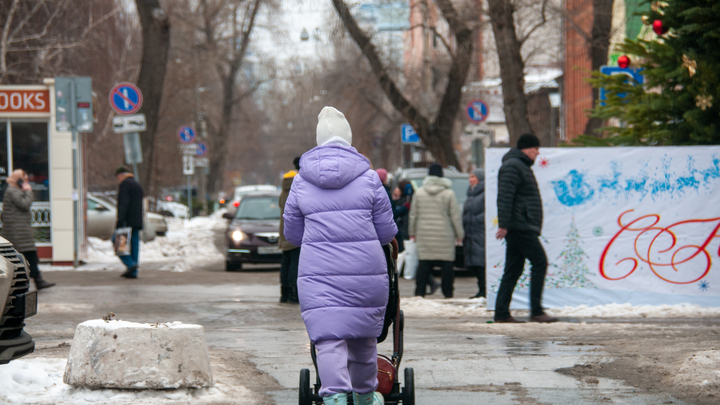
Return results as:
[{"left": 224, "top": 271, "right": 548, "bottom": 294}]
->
[{"left": 283, "top": 143, "right": 398, "bottom": 342}]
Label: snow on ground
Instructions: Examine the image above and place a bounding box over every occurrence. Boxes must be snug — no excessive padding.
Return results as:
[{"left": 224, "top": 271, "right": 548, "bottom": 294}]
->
[
  {"left": 41, "top": 210, "right": 227, "bottom": 272},
  {"left": 401, "top": 297, "right": 720, "bottom": 319},
  {"left": 0, "top": 357, "right": 255, "bottom": 405}
]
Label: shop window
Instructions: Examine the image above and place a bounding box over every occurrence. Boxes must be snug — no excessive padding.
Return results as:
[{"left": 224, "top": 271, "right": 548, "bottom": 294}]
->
[{"left": 11, "top": 122, "right": 49, "bottom": 202}]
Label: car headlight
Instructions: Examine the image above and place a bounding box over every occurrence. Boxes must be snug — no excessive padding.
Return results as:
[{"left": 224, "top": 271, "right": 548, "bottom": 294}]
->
[{"left": 231, "top": 230, "right": 245, "bottom": 242}]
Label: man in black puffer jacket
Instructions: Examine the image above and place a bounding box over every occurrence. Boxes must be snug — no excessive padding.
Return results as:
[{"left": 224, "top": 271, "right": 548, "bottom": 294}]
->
[
  {"left": 494, "top": 134, "right": 557, "bottom": 323},
  {"left": 115, "top": 166, "right": 144, "bottom": 279}
]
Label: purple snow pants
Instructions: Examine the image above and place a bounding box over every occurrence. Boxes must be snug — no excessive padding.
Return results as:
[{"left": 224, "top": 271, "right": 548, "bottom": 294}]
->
[{"left": 316, "top": 338, "right": 379, "bottom": 397}]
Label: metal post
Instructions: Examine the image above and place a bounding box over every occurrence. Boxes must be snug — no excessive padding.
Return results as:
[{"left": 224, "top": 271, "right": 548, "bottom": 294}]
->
[
  {"left": 70, "top": 81, "right": 80, "bottom": 268},
  {"left": 187, "top": 174, "right": 192, "bottom": 219},
  {"left": 130, "top": 132, "right": 139, "bottom": 179}
]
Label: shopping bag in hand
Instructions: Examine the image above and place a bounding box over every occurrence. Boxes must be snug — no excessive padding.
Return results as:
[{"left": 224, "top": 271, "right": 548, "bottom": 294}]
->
[
  {"left": 402, "top": 239, "right": 418, "bottom": 280},
  {"left": 114, "top": 227, "right": 132, "bottom": 256}
]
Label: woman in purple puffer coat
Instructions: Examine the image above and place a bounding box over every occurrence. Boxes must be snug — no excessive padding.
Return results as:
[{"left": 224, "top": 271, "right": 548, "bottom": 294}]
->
[{"left": 284, "top": 106, "right": 397, "bottom": 405}]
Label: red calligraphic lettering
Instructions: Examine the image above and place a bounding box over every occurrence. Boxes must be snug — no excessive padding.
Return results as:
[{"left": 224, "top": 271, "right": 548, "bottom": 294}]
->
[{"left": 599, "top": 210, "right": 720, "bottom": 284}]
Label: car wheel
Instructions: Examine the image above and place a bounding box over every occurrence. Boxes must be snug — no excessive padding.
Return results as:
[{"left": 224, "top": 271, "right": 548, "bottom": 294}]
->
[
  {"left": 226, "top": 261, "right": 242, "bottom": 272},
  {"left": 156, "top": 232, "right": 166, "bottom": 237},
  {"left": 159, "top": 210, "right": 174, "bottom": 217}
]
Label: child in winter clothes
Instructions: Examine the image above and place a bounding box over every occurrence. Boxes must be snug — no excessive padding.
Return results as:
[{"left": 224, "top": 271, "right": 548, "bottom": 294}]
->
[{"left": 283, "top": 106, "right": 398, "bottom": 405}]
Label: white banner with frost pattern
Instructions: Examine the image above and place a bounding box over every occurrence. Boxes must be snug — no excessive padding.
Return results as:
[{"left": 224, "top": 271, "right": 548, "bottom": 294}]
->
[{"left": 485, "top": 146, "right": 720, "bottom": 309}]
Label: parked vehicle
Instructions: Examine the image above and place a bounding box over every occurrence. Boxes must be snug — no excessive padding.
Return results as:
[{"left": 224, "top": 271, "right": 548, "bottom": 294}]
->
[
  {"left": 86, "top": 194, "right": 168, "bottom": 241},
  {"left": 157, "top": 201, "right": 189, "bottom": 219},
  {"left": 222, "top": 191, "right": 282, "bottom": 271},
  {"left": 0, "top": 236, "right": 36, "bottom": 364},
  {"left": 393, "top": 167, "right": 469, "bottom": 269}
]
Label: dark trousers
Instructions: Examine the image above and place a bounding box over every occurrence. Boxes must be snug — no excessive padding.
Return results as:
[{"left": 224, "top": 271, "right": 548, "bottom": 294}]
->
[
  {"left": 21, "top": 250, "right": 40, "bottom": 279},
  {"left": 280, "top": 248, "right": 300, "bottom": 296},
  {"left": 494, "top": 231, "right": 547, "bottom": 320},
  {"left": 467, "top": 265, "right": 486, "bottom": 296},
  {"left": 415, "top": 260, "right": 454, "bottom": 298}
]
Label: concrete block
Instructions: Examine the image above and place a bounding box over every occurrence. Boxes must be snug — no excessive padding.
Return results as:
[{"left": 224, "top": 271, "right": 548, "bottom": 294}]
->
[{"left": 63, "top": 320, "right": 213, "bottom": 389}]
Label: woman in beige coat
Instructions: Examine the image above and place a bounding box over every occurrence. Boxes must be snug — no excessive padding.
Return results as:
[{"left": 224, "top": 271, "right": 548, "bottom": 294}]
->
[
  {"left": 409, "top": 164, "right": 463, "bottom": 298},
  {"left": 1, "top": 169, "right": 55, "bottom": 290}
]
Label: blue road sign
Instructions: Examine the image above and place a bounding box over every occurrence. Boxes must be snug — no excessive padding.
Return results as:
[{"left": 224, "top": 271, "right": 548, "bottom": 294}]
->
[
  {"left": 177, "top": 126, "right": 196, "bottom": 144},
  {"left": 109, "top": 82, "right": 142, "bottom": 115},
  {"left": 401, "top": 124, "right": 419, "bottom": 144},
  {"left": 599, "top": 66, "right": 644, "bottom": 106},
  {"left": 465, "top": 99, "right": 489, "bottom": 124},
  {"left": 196, "top": 142, "right": 208, "bottom": 156}
]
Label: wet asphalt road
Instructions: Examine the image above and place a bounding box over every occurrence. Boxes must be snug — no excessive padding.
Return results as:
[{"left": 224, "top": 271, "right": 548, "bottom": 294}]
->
[{"left": 20, "top": 229, "right": 693, "bottom": 405}]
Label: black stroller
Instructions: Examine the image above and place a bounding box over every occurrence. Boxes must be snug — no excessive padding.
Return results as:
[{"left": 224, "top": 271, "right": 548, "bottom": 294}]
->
[{"left": 299, "top": 244, "right": 415, "bottom": 405}]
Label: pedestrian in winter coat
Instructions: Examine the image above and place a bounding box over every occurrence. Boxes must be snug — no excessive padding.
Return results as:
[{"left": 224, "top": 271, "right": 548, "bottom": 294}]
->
[
  {"left": 283, "top": 106, "right": 397, "bottom": 405},
  {"left": 278, "top": 156, "right": 301, "bottom": 304},
  {"left": 392, "top": 180, "right": 412, "bottom": 253},
  {"left": 409, "top": 164, "right": 464, "bottom": 298},
  {"left": 463, "top": 168, "right": 486, "bottom": 298},
  {"left": 115, "top": 166, "right": 144, "bottom": 279},
  {"left": 1, "top": 169, "right": 55, "bottom": 290},
  {"left": 494, "top": 134, "right": 557, "bottom": 323}
]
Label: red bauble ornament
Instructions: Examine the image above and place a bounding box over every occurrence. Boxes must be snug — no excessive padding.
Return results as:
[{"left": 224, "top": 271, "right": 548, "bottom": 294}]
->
[
  {"left": 618, "top": 55, "right": 631, "bottom": 69},
  {"left": 652, "top": 20, "right": 668, "bottom": 35}
]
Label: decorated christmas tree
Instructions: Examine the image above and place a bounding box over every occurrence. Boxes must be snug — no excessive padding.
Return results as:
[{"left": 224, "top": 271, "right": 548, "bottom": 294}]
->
[
  {"left": 583, "top": 0, "right": 719, "bottom": 145},
  {"left": 549, "top": 219, "right": 597, "bottom": 289}
]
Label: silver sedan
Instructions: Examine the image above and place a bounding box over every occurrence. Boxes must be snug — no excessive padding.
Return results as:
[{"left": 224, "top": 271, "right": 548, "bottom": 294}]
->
[{"left": 86, "top": 194, "right": 167, "bottom": 241}]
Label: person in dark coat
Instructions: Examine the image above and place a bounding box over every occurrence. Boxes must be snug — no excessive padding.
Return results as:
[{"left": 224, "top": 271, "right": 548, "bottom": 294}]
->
[
  {"left": 115, "top": 166, "right": 144, "bottom": 279},
  {"left": 1, "top": 169, "right": 55, "bottom": 290},
  {"left": 494, "top": 134, "right": 557, "bottom": 323},
  {"left": 392, "top": 180, "right": 412, "bottom": 253},
  {"left": 278, "top": 156, "right": 301, "bottom": 304},
  {"left": 463, "top": 168, "right": 485, "bottom": 299}
]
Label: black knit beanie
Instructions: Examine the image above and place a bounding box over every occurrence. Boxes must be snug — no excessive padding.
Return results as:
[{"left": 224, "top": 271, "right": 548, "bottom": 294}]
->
[
  {"left": 293, "top": 156, "right": 301, "bottom": 171},
  {"left": 115, "top": 166, "right": 131, "bottom": 176},
  {"left": 517, "top": 133, "right": 540, "bottom": 150},
  {"left": 428, "top": 163, "right": 443, "bottom": 177}
]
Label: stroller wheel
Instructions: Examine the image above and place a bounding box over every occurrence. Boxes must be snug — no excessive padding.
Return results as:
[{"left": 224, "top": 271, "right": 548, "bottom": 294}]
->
[
  {"left": 299, "top": 368, "right": 312, "bottom": 405},
  {"left": 403, "top": 367, "right": 415, "bottom": 405}
]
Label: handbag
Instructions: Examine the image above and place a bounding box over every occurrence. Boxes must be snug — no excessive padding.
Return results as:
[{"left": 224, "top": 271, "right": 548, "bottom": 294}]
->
[
  {"left": 376, "top": 354, "right": 396, "bottom": 395},
  {"left": 114, "top": 227, "right": 132, "bottom": 256},
  {"left": 402, "top": 239, "right": 418, "bottom": 280}
]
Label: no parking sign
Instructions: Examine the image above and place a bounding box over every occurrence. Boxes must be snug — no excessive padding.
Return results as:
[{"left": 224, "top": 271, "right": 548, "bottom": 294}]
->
[
  {"left": 465, "top": 99, "right": 489, "bottom": 124},
  {"left": 109, "top": 82, "right": 143, "bottom": 115}
]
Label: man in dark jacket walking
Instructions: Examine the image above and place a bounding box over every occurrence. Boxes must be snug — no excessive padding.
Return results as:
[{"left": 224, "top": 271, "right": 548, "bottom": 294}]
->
[
  {"left": 494, "top": 134, "right": 557, "bottom": 323},
  {"left": 463, "top": 168, "right": 486, "bottom": 299},
  {"left": 278, "top": 157, "right": 301, "bottom": 303},
  {"left": 115, "top": 167, "right": 144, "bottom": 279}
]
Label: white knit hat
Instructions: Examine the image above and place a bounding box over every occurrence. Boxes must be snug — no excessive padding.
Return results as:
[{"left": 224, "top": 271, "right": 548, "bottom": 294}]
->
[{"left": 316, "top": 106, "right": 352, "bottom": 146}]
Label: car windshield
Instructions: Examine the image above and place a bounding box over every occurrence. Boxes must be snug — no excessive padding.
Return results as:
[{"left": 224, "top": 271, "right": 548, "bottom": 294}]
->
[
  {"left": 409, "top": 177, "right": 469, "bottom": 206},
  {"left": 235, "top": 197, "right": 281, "bottom": 220}
]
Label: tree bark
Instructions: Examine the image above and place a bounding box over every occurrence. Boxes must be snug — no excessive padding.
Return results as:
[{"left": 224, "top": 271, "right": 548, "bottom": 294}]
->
[
  {"left": 332, "top": 0, "right": 471, "bottom": 169},
  {"left": 584, "top": 0, "right": 614, "bottom": 136},
  {"left": 487, "top": 0, "right": 533, "bottom": 147},
  {"left": 135, "top": 0, "right": 170, "bottom": 196}
]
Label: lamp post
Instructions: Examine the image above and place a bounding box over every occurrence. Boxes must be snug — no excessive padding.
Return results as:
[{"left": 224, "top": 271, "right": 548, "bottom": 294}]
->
[{"left": 195, "top": 86, "right": 209, "bottom": 215}]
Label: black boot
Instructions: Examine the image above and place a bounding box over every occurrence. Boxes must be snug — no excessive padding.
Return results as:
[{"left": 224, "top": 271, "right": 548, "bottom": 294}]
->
[
  {"left": 288, "top": 287, "right": 299, "bottom": 304},
  {"left": 121, "top": 265, "right": 138, "bottom": 279},
  {"left": 279, "top": 286, "right": 289, "bottom": 303},
  {"left": 34, "top": 277, "right": 56, "bottom": 290}
]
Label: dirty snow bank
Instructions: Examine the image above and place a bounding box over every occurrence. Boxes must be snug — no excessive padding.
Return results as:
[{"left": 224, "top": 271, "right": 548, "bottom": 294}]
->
[
  {"left": 0, "top": 357, "right": 254, "bottom": 405},
  {"left": 401, "top": 297, "right": 720, "bottom": 318},
  {"left": 45, "top": 210, "right": 227, "bottom": 272}
]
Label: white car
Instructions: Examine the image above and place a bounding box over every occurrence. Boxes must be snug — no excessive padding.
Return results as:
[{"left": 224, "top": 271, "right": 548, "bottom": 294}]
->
[
  {"left": 86, "top": 194, "right": 168, "bottom": 241},
  {"left": 157, "top": 201, "right": 189, "bottom": 219},
  {"left": 232, "top": 185, "right": 277, "bottom": 204}
]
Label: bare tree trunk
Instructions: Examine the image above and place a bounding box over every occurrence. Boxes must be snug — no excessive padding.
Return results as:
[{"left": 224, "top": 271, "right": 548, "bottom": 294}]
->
[
  {"left": 487, "top": 0, "right": 533, "bottom": 147},
  {"left": 135, "top": 0, "right": 170, "bottom": 195},
  {"left": 332, "top": 0, "right": 471, "bottom": 169},
  {"left": 584, "top": 0, "right": 613, "bottom": 136}
]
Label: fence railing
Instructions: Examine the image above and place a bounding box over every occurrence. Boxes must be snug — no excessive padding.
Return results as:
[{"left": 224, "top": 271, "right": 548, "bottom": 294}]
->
[{"left": 0, "top": 202, "right": 52, "bottom": 243}]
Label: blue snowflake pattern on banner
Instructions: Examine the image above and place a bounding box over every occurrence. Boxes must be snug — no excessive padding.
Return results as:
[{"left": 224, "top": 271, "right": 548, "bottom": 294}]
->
[
  {"left": 698, "top": 280, "right": 709, "bottom": 292},
  {"left": 592, "top": 226, "right": 604, "bottom": 237}
]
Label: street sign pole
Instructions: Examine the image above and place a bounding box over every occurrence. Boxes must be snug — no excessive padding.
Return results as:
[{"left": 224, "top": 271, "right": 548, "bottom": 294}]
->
[
  {"left": 187, "top": 173, "right": 192, "bottom": 220},
  {"left": 70, "top": 82, "right": 80, "bottom": 268}
]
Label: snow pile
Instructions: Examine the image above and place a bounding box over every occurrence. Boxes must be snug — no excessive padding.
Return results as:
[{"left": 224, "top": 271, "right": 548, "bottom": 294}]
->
[
  {"left": 550, "top": 303, "right": 720, "bottom": 318},
  {"left": 57, "top": 210, "right": 228, "bottom": 272},
  {"left": 0, "top": 358, "right": 248, "bottom": 405},
  {"left": 672, "top": 349, "right": 720, "bottom": 395},
  {"left": 401, "top": 297, "right": 720, "bottom": 319}
]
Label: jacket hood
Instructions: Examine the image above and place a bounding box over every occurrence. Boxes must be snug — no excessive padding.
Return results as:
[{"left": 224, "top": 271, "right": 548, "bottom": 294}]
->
[
  {"left": 299, "top": 144, "right": 371, "bottom": 189},
  {"left": 422, "top": 176, "right": 452, "bottom": 195},
  {"left": 282, "top": 175, "right": 295, "bottom": 192},
  {"left": 467, "top": 181, "right": 485, "bottom": 197},
  {"left": 502, "top": 147, "right": 534, "bottom": 166}
]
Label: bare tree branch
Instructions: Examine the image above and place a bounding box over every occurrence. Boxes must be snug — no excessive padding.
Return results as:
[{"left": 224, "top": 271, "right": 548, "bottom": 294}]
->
[{"left": 518, "top": 0, "right": 549, "bottom": 45}]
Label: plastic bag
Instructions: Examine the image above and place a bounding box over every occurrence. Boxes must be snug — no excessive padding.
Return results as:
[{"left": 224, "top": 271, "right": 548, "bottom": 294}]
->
[
  {"left": 114, "top": 227, "right": 132, "bottom": 256},
  {"left": 402, "top": 239, "right": 418, "bottom": 280}
]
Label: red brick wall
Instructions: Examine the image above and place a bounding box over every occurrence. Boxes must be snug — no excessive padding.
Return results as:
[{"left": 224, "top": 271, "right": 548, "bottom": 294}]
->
[{"left": 564, "top": 0, "right": 594, "bottom": 141}]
